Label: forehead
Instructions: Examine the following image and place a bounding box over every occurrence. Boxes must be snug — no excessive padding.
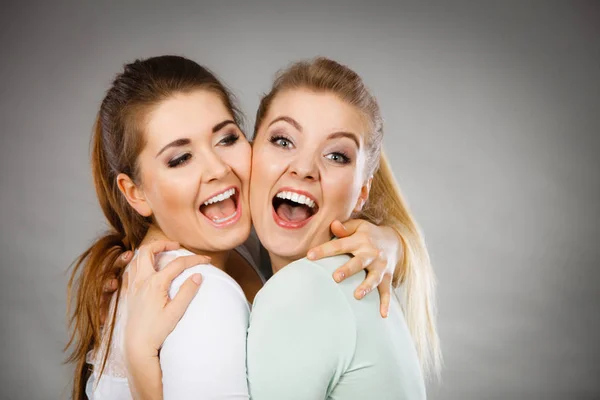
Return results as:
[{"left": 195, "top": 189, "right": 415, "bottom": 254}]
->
[
  {"left": 144, "top": 90, "right": 232, "bottom": 147},
  {"left": 266, "top": 89, "right": 369, "bottom": 135}
]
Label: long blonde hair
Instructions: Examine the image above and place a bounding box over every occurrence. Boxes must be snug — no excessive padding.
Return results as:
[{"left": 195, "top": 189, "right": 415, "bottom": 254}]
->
[{"left": 254, "top": 57, "right": 442, "bottom": 379}]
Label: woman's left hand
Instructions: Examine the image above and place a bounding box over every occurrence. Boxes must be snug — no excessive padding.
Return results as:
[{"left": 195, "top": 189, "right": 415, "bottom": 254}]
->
[{"left": 307, "top": 219, "right": 402, "bottom": 318}]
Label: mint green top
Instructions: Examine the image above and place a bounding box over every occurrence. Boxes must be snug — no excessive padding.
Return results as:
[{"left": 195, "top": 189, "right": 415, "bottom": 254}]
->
[{"left": 246, "top": 255, "right": 426, "bottom": 400}]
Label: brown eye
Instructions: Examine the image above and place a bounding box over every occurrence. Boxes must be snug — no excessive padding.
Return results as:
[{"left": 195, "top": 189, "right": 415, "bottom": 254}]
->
[
  {"left": 218, "top": 133, "right": 240, "bottom": 146},
  {"left": 168, "top": 153, "right": 192, "bottom": 168}
]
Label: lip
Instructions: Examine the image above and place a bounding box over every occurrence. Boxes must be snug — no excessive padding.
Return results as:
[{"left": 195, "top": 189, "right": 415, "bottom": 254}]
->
[
  {"left": 271, "top": 186, "right": 318, "bottom": 230},
  {"left": 199, "top": 186, "right": 242, "bottom": 228}
]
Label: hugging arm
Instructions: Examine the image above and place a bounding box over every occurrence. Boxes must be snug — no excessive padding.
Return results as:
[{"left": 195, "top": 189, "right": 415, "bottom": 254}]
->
[
  {"left": 124, "top": 243, "right": 250, "bottom": 400},
  {"left": 309, "top": 219, "right": 403, "bottom": 317}
]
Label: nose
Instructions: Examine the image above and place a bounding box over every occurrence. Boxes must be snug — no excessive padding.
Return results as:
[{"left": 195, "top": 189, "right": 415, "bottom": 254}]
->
[
  {"left": 288, "top": 153, "right": 319, "bottom": 182},
  {"left": 201, "top": 149, "right": 231, "bottom": 183}
]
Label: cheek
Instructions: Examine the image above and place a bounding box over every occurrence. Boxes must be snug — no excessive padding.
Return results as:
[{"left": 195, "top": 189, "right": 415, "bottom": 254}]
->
[
  {"left": 322, "top": 170, "right": 361, "bottom": 213},
  {"left": 143, "top": 168, "right": 194, "bottom": 212},
  {"left": 251, "top": 144, "right": 284, "bottom": 192},
  {"left": 225, "top": 142, "right": 252, "bottom": 184}
]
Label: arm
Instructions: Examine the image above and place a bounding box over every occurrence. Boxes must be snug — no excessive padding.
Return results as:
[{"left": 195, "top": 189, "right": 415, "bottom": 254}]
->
[{"left": 247, "top": 259, "right": 355, "bottom": 399}]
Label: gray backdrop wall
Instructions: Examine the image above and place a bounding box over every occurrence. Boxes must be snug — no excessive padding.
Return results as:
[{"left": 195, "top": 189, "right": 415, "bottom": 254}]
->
[{"left": 1, "top": 1, "right": 598, "bottom": 399}]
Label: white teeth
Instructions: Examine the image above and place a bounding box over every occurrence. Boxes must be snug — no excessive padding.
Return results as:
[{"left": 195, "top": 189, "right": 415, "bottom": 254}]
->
[
  {"left": 275, "top": 191, "right": 316, "bottom": 208},
  {"left": 203, "top": 188, "right": 235, "bottom": 206}
]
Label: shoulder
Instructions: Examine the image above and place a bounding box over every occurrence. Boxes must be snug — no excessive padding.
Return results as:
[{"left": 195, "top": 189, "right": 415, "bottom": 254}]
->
[
  {"left": 250, "top": 255, "right": 358, "bottom": 332},
  {"left": 162, "top": 250, "right": 247, "bottom": 308},
  {"left": 253, "top": 255, "right": 350, "bottom": 305}
]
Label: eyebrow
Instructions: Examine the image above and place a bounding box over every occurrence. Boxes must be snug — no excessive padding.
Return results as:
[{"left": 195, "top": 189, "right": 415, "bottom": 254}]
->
[
  {"left": 155, "top": 119, "right": 237, "bottom": 158},
  {"left": 269, "top": 115, "right": 360, "bottom": 148},
  {"left": 328, "top": 131, "right": 360, "bottom": 149},
  {"left": 268, "top": 116, "right": 302, "bottom": 132}
]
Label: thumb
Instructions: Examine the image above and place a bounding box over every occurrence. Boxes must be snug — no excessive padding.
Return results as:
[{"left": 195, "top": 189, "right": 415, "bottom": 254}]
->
[
  {"left": 331, "top": 219, "right": 363, "bottom": 238},
  {"left": 167, "top": 273, "right": 202, "bottom": 324}
]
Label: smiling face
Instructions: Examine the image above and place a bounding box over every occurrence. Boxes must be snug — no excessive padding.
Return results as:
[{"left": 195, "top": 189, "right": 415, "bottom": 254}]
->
[
  {"left": 250, "top": 88, "right": 372, "bottom": 271},
  {"left": 119, "top": 89, "right": 252, "bottom": 253}
]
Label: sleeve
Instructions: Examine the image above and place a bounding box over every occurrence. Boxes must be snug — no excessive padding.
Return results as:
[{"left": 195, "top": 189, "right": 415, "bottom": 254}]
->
[
  {"left": 159, "top": 265, "right": 251, "bottom": 400},
  {"left": 246, "top": 260, "right": 356, "bottom": 400}
]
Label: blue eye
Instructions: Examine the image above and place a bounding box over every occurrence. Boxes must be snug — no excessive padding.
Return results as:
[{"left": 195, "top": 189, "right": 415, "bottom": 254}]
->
[
  {"left": 168, "top": 153, "right": 192, "bottom": 168},
  {"left": 325, "top": 152, "right": 351, "bottom": 164},
  {"left": 269, "top": 135, "right": 294, "bottom": 149}
]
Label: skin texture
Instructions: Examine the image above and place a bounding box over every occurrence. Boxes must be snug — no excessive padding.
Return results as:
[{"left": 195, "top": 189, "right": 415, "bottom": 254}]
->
[
  {"left": 117, "top": 90, "right": 252, "bottom": 267},
  {"left": 250, "top": 89, "right": 372, "bottom": 272}
]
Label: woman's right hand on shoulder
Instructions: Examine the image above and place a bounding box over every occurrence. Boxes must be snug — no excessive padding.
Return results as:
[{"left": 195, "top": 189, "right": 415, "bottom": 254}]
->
[{"left": 123, "top": 241, "right": 210, "bottom": 360}]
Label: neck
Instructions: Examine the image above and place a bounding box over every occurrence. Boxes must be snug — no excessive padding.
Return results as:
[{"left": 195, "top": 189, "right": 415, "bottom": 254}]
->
[
  {"left": 141, "top": 225, "right": 231, "bottom": 270},
  {"left": 268, "top": 253, "right": 299, "bottom": 275}
]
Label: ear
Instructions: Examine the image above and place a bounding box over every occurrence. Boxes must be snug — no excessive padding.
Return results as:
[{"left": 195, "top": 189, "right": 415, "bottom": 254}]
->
[
  {"left": 116, "top": 173, "right": 153, "bottom": 217},
  {"left": 353, "top": 176, "right": 373, "bottom": 213}
]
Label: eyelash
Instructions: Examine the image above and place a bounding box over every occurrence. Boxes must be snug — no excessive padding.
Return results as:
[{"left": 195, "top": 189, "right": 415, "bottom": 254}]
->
[
  {"left": 167, "top": 133, "right": 240, "bottom": 168},
  {"left": 269, "top": 134, "right": 293, "bottom": 149},
  {"left": 270, "top": 133, "right": 351, "bottom": 164},
  {"left": 325, "top": 151, "right": 351, "bottom": 164},
  {"left": 168, "top": 153, "right": 192, "bottom": 168},
  {"left": 219, "top": 132, "right": 240, "bottom": 146}
]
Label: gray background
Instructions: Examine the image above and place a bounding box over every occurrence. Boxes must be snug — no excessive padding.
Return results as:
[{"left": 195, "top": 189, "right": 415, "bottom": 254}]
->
[{"left": 1, "top": 1, "right": 598, "bottom": 399}]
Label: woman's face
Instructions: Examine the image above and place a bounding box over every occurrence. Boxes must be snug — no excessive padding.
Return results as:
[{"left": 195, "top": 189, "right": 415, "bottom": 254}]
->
[
  {"left": 128, "top": 90, "right": 252, "bottom": 252},
  {"left": 250, "top": 88, "right": 372, "bottom": 266}
]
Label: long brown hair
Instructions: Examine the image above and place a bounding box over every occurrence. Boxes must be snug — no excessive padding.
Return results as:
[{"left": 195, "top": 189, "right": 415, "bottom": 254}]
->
[
  {"left": 65, "top": 55, "right": 242, "bottom": 399},
  {"left": 254, "top": 57, "right": 442, "bottom": 379}
]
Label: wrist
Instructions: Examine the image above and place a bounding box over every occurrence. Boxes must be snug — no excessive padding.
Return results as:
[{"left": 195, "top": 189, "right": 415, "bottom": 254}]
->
[{"left": 125, "top": 341, "right": 158, "bottom": 366}]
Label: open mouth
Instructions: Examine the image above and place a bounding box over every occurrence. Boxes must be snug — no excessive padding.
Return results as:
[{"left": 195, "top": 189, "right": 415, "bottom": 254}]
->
[
  {"left": 272, "top": 189, "right": 319, "bottom": 229},
  {"left": 199, "top": 187, "right": 241, "bottom": 227}
]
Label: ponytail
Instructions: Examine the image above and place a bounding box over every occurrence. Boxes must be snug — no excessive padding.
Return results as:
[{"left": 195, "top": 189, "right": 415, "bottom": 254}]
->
[
  {"left": 66, "top": 56, "right": 242, "bottom": 399},
  {"left": 65, "top": 234, "right": 127, "bottom": 399},
  {"left": 361, "top": 152, "right": 442, "bottom": 380}
]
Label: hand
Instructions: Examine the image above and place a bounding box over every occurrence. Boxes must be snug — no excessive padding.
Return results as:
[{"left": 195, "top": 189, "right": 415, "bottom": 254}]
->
[
  {"left": 307, "top": 219, "right": 402, "bottom": 318},
  {"left": 124, "top": 241, "right": 209, "bottom": 360},
  {"left": 100, "top": 251, "right": 132, "bottom": 327}
]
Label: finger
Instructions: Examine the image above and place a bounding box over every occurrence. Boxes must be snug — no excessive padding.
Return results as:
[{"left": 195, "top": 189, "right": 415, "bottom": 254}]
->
[
  {"left": 166, "top": 273, "right": 202, "bottom": 324},
  {"left": 354, "top": 261, "right": 386, "bottom": 300},
  {"left": 377, "top": 274, "right": 393, "bottom": 318},
  {"left": 332, "top": 255, "right": 369, "bottom": 283},
  {"left": 113, "top": 251, "right": 133, "bottom": 271},
  {"left": 308, "top": 235, "right": 367, "bottom": 260},
  {"left": 329, "top": 220, "right": 351, "bottom": 239},
  {"left": 103, "top": 278, "right": 119, "bottom": 293},
  {"left": 136, "top": 241, "right": 180, "bottom": 277},
  {"left": 161, "top": 254, "right": 212, "bottom": 286},
  {"left": 334, "top": 219, "right": 365, "bottom": 235}
]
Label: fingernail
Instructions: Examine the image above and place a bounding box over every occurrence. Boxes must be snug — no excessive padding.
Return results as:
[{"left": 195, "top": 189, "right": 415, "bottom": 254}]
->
[
  {"left": 335, "top": 272, "right": 345, "bottom": 282},
  {"left": 192, "top": 274, "right": 202, "bottom": 285},
  {"left": 307, "top": 251, "right": 316, "bottom": 260}
]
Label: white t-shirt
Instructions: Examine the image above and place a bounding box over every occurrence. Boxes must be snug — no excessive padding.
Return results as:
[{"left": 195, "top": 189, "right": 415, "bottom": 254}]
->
[{"left": 86, "top": 242, "right": 264, "bottom": 400}]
